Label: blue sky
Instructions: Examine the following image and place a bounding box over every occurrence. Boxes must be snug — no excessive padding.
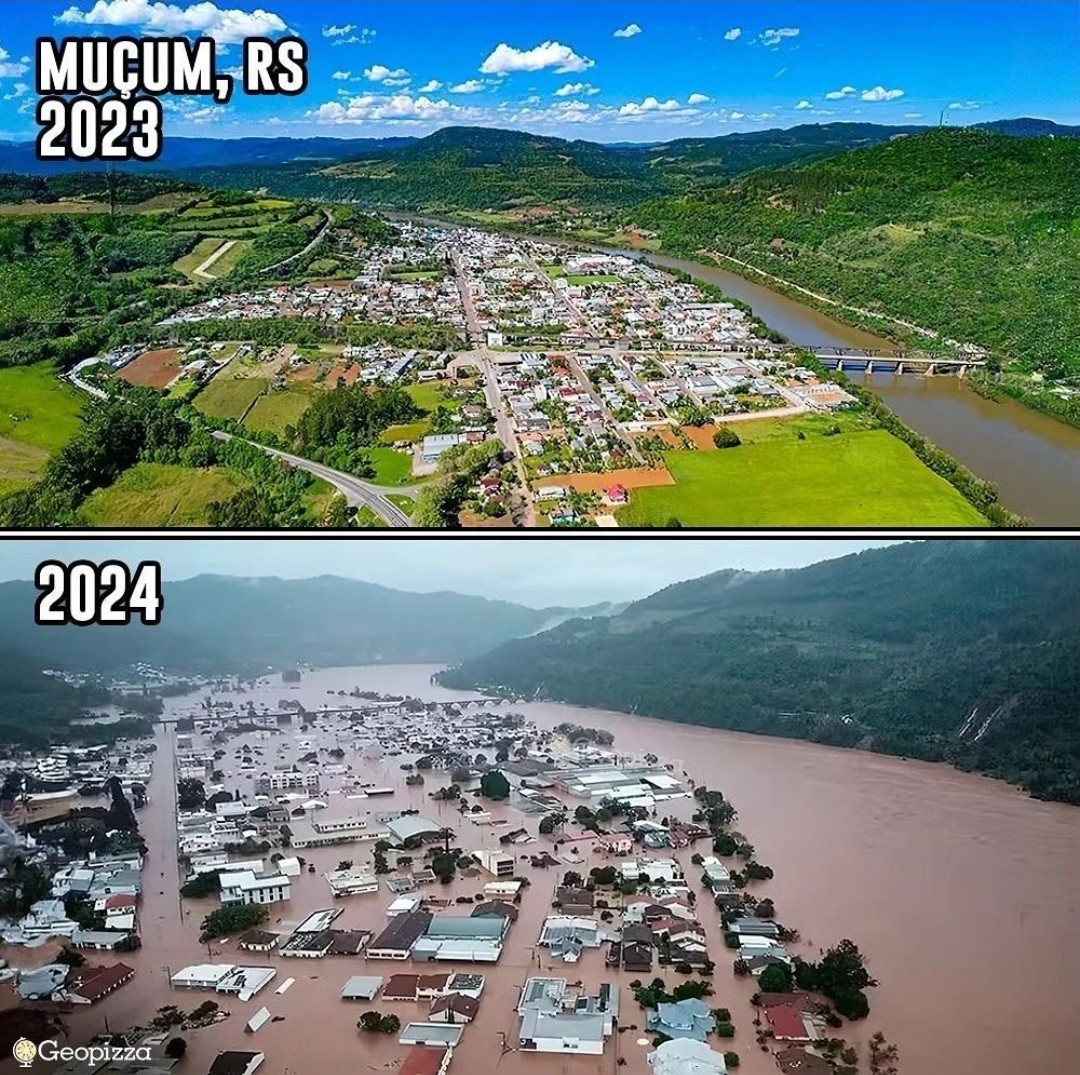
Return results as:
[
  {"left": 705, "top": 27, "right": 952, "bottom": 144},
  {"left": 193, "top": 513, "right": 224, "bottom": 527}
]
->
[{"left": 1, "top": 1, "right": 1077, "bottom": 142}]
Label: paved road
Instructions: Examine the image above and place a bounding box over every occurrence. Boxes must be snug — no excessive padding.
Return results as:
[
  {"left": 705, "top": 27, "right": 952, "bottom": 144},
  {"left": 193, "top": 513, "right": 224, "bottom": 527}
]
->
[
  {"left": 211, "top": 432, "right": 414, "bottom": 528},
  {"left": 259, "top": 208, "right": 333, "bottom": 274},
  {"left": 67, "top": 357, "right": 109, "bottom": 400},
  {"left": 449, "top": 252, "right": 535, "bottom": 526},
  {"left": 194, "top": 239, "right": 237, "bottom": 280}
]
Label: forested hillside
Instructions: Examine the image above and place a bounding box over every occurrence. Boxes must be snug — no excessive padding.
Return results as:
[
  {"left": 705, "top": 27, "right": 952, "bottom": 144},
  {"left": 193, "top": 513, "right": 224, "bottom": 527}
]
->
[
  {"left": 169, "top": 123, "right": 930, "bottom": 211},
  {"left": 440, "top": 541, "right": 1080, "bottom": 804},
  {"left": 0, "top": 575, "right": 582, "bottom": 678},
  {"left": 631, "top": 129, "right": 1080, "bottom": 379}
]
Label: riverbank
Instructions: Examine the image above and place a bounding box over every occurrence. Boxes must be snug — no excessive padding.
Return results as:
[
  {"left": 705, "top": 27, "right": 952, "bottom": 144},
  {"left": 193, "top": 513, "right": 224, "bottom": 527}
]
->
[{"left": 395, "top": 212, "right": 1028, "bottom": 526}]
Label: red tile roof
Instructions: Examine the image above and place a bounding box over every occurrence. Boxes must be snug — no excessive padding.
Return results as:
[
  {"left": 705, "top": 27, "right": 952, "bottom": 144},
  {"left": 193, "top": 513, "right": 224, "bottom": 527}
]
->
[
  {"left": 68, "top": 963, "right": 135, "bottom": 1003},
  {"left": 766, "top": 1004, "right": 811, "bottom": 1041},
  {"left": 400, "top": 1045, "right": 448, "bottom": 1075}
]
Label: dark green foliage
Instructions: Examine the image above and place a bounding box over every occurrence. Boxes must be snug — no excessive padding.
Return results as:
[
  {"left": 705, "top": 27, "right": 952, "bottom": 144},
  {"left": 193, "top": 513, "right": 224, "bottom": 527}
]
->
[
  {"left": 712, "top": 426, "right": 742, "bottom": 449},
  {"left": 724, "top": 1053, "right": 740, "bottom": 1069},
  {"left": 441, "top": 540, "right": 1080, "bottom": 803},
  {"left": 758, "top": 964, "right": 793, "bottom": 993},
  {"left": 358, "top": 1011, "right": 400, "bottom": 1034},
  {"left": 164, "top": 1038, "right": 187, "bottom": 1059},
  {"left": 200, "top": 903, "right": 268, "bottom": 941},
  {"left": 634, "top": 129, "right": 1080, "bottom": 378},
  {"left": 180, "top": 871, "right": 221, "bottom": 898},
  {"left": 480, "top": 770, "right": 510, "bottom": 801},
  {"left": 292, "top": 384, "right": 421, "bottom": 465}
]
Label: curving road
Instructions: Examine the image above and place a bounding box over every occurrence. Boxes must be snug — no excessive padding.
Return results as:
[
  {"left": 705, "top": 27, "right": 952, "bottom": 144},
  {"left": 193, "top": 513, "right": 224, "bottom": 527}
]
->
[{"left": 211, "top": 431, "right": 414, "bottom": 528}]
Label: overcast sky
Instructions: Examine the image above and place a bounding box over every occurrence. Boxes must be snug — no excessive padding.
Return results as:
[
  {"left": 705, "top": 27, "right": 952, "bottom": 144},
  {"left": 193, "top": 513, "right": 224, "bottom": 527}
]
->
[{"left": 0, "top": 538, "right": 902, "bottom": 607}]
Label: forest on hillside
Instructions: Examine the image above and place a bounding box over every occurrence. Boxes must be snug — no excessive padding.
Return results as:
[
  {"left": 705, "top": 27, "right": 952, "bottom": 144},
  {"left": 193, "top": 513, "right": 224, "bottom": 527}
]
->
[
  {"left": 631, "top": 130, "right": 1080, "bottom": 381},
  {"left": 441, "top": 541, "right": 1080, "bottom": 804}
]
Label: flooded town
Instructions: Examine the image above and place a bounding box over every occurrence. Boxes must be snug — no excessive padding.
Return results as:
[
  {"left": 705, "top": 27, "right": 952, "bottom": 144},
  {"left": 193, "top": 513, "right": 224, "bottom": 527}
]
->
[{"left": 1, "top": 663, "right": 1077, "bottom": 1075}]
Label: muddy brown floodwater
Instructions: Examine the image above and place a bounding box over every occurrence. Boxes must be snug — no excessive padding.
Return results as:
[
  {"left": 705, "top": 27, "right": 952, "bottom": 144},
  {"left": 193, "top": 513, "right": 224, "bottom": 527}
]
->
[{"left": 44, "top": 665, "right": 1080, "bottom": 1075}]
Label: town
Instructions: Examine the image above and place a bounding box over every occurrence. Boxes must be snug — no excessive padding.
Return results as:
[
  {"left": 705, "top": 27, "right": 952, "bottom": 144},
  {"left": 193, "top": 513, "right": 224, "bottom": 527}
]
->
[
  {"left": 69, "top": 221, "right": 857, "bottom": 528},
  {"left": 0, "top": 670, "right": 884, "bottom": 1075}
]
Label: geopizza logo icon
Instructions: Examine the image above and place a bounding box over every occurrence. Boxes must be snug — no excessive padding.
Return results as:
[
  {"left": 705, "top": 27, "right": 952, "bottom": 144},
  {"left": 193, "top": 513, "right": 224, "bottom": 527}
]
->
[
  {"left": 12, "top": 1039, "right": 37, "bottom": 1068},
  {"left": 12, "top": 1039, "right": 153, "bottom": 1067}
]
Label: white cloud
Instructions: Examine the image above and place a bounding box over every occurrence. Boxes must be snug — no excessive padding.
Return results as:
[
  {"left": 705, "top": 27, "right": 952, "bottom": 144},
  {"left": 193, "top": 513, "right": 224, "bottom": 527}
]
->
[
  {"left": 307, "top": 91, "right": 466, "bottom": 125},
  {"left": 723, "top": 28, "right": 741, "bottom": 41},
  {"left": 480, "top": 41, "right": 593, "bottom": 75},
  {"left": 0, "top": 45, "right": 28, "bottom": 78},
  {"left": 331, "top": 70, "right": 353, "bottom": 81},
  {"left": 687, "top": 93, "right": 710, "bottom": 105},
  {"left": 322, "top": 23, "right": 354, "bottom": 37},
  {"left": 417, "top": 80, "right": 443, "bottom": 93},
  {"left": 331, "top": 28, "right": 375, "bottom": 46},
  {"left": 55, "top": 0, "right": 288, "bottom": 44},
  {"left": 618, "top": 96, "right": 682, "bottom": 116},
  {"left": 729, "top": 110, "right": 745, "bottom": 120},
  {"left": 364, "top": 64, "right": 409, "bottom": 84},
  {"left": 795, "top": 99, "right": 812, "bottom": 110},
  {"left": 2, "top": 80, "right": 28, "bottom": 100},
  {"left": 948, "top": 100, "right": 981, "bottom": 111},
  {"left": 450, "top": 79, "right": 485, "bottom": 94},
  {"left": 861, "top": 85, "right": 905, "bottom": 102},
  {"left": 613, "top": 23, "right": 641, "bottom": 38},
  {"left": 759, "top": 27, "right": 800, "bottom": 47},
  {"left": 904, "top": 112, "right": 923, "bottom": 119},
  {"left": 824, "top": 85, "right": 856, "bottom": 100},
  {"left": 555, "top": 82, "right": 599, "bottom": 97}
]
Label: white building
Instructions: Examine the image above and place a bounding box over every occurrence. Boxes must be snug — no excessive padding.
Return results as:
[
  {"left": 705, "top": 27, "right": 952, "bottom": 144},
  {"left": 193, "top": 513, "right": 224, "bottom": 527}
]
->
[
  {"left": 325, "top": 868, "right": 379, "bottom": 897},
  {"left": 219, "top": 871, "right": 291, "bottom": 906}
]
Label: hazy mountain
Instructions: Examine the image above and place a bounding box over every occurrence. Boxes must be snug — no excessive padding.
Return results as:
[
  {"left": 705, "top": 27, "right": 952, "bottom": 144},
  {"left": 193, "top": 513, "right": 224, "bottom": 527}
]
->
[
  {"left": 0, "top": 575, "right": 594, "bottom": 676},
  {"left": 975, "top": 117, "right": 1080, "bottom": 138},
  {"left": 440, "top": 541, "right": 1080, "bottom": 804},
  {"left": 0, "top": 135, "right": 417, "bottom": 175}
]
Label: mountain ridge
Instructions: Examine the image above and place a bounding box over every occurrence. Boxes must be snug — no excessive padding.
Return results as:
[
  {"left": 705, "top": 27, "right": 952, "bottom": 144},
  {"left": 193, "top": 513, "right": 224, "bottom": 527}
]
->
[{"left": 439, "top": 541, "right": 1080, "bottom": 804}]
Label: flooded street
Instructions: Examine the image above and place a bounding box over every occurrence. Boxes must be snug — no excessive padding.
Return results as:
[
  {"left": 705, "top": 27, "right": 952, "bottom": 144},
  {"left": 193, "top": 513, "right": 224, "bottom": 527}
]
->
[{"left": 59, "top": 665, "right": 1080, "bottom": 1075}]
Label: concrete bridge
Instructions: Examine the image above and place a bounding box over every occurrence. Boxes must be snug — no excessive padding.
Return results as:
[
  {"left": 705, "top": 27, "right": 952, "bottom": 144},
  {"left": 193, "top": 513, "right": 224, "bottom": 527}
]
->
[{"left": 654, "top": 338, "right": 985, "bottom": 375}]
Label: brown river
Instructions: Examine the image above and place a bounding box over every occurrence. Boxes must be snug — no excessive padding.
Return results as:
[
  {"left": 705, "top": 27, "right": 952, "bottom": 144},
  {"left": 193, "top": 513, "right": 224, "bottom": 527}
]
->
[
  {"left": 408, "top": 212, "right": 1080, "bottom": 524},
  {"left": 636, "top": 250, "right": 1080, "bottom": 526},
  {"left": 34, "top": 665, "right": 1079, "bottom": 1075}
]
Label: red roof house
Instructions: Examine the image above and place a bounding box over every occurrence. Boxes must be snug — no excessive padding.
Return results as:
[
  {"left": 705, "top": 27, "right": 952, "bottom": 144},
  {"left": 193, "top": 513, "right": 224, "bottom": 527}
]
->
[
  {"left": 400, "top": 1045, "right": 451, "bottom": 1075},
  {"left": 765, "top": 1004, "right": 812, "bottom": 1042}
]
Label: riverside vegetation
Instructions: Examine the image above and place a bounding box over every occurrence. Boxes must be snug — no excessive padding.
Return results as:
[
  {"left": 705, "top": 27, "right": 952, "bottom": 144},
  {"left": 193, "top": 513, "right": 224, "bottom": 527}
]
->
[{"left": 440, "top": 540, "right": 1080, "bottom": 805}]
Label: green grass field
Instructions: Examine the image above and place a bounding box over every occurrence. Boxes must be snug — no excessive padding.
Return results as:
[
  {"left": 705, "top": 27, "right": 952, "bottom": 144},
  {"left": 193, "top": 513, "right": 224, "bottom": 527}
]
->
[
  {"left": 243, "top": 386, "right": 315, "bottom": 436},
  {"left": 173, "top": 237, "right": 224, "bottom": 279},
  {"left": 0, "top": 363, "right": 85, "bottom": 490},
  {"left": 0, "top": 363, "right": 84, "bottom": 452},
  {"left": 78, "top": 463, "right": 248, "bottom": 527},
  {"left": 405, "top": 381, "right": 456, "bottom": 413},
  {"left": 366, "top": 447, "right": 413, "bottom": 486},
  {"left": 386, "top": 493, "right": 416, "bottom": 516},
  {"left": 381, "top": 421, "right": 429, "bottom": 444},
  {"left": 194, "top": 375, "right": 269, "bottom": 421},
  {"left": 616, "top": 430, "right": 989, "bottom": 527}
]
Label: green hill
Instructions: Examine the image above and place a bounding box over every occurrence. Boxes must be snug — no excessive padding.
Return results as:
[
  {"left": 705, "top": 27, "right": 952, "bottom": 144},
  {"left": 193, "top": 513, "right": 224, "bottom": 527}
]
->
[
  {"left": 631, "top": 128, "right": 1080, "bottom": 380},
  {"left": 0, "top": 575, "right": 590, "bottom": 682},
  {"left": 440, "top": 540, "right": 1080, "bottom": 804},
  {"left": 172, "top": 122, "right": 930, "bottom": 213}
]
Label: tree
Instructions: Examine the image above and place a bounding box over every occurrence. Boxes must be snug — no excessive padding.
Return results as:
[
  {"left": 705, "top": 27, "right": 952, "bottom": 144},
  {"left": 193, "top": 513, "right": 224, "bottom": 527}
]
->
[
  {"left": 177, "top": 779, "right": 206, "bottom": 811},
  {"left": 358, "top": 1011, "right": 400, "bottom": 1034},
  {"left": 164, "top": 1038, "right": 187, "bottom": 1059},
  {"left": 712, "top": 426, "right": 742, "bottom": 449},
  {"left": 716, "top": 1022, "right": 736, "bottom": 1038},
  {"left": 200, "top": 903, "right": 268, "bottom": 941},
  {"left": 104, "top": 777, "right": 138, "bottom": 832},
  {"left": 817, "top": 939, "right": 877, "bottom": 995},
  {"left": 479, "top": 770, "right": 510, "bottom": 800},
  {"left": 180, "top": 871, "right": 222, "bottom": 898},
  {"left": 56, "top": 946, "right": 85, "bottom": 967},
  {"left": 832, "top": 987, "right": 870, "bottom": 1020},
  {"left": 724, "top": 1052, "right": 740, "bottom": 1068},
  {"left": 758, "top": 964, "right": 793, "bottom": 994}
]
